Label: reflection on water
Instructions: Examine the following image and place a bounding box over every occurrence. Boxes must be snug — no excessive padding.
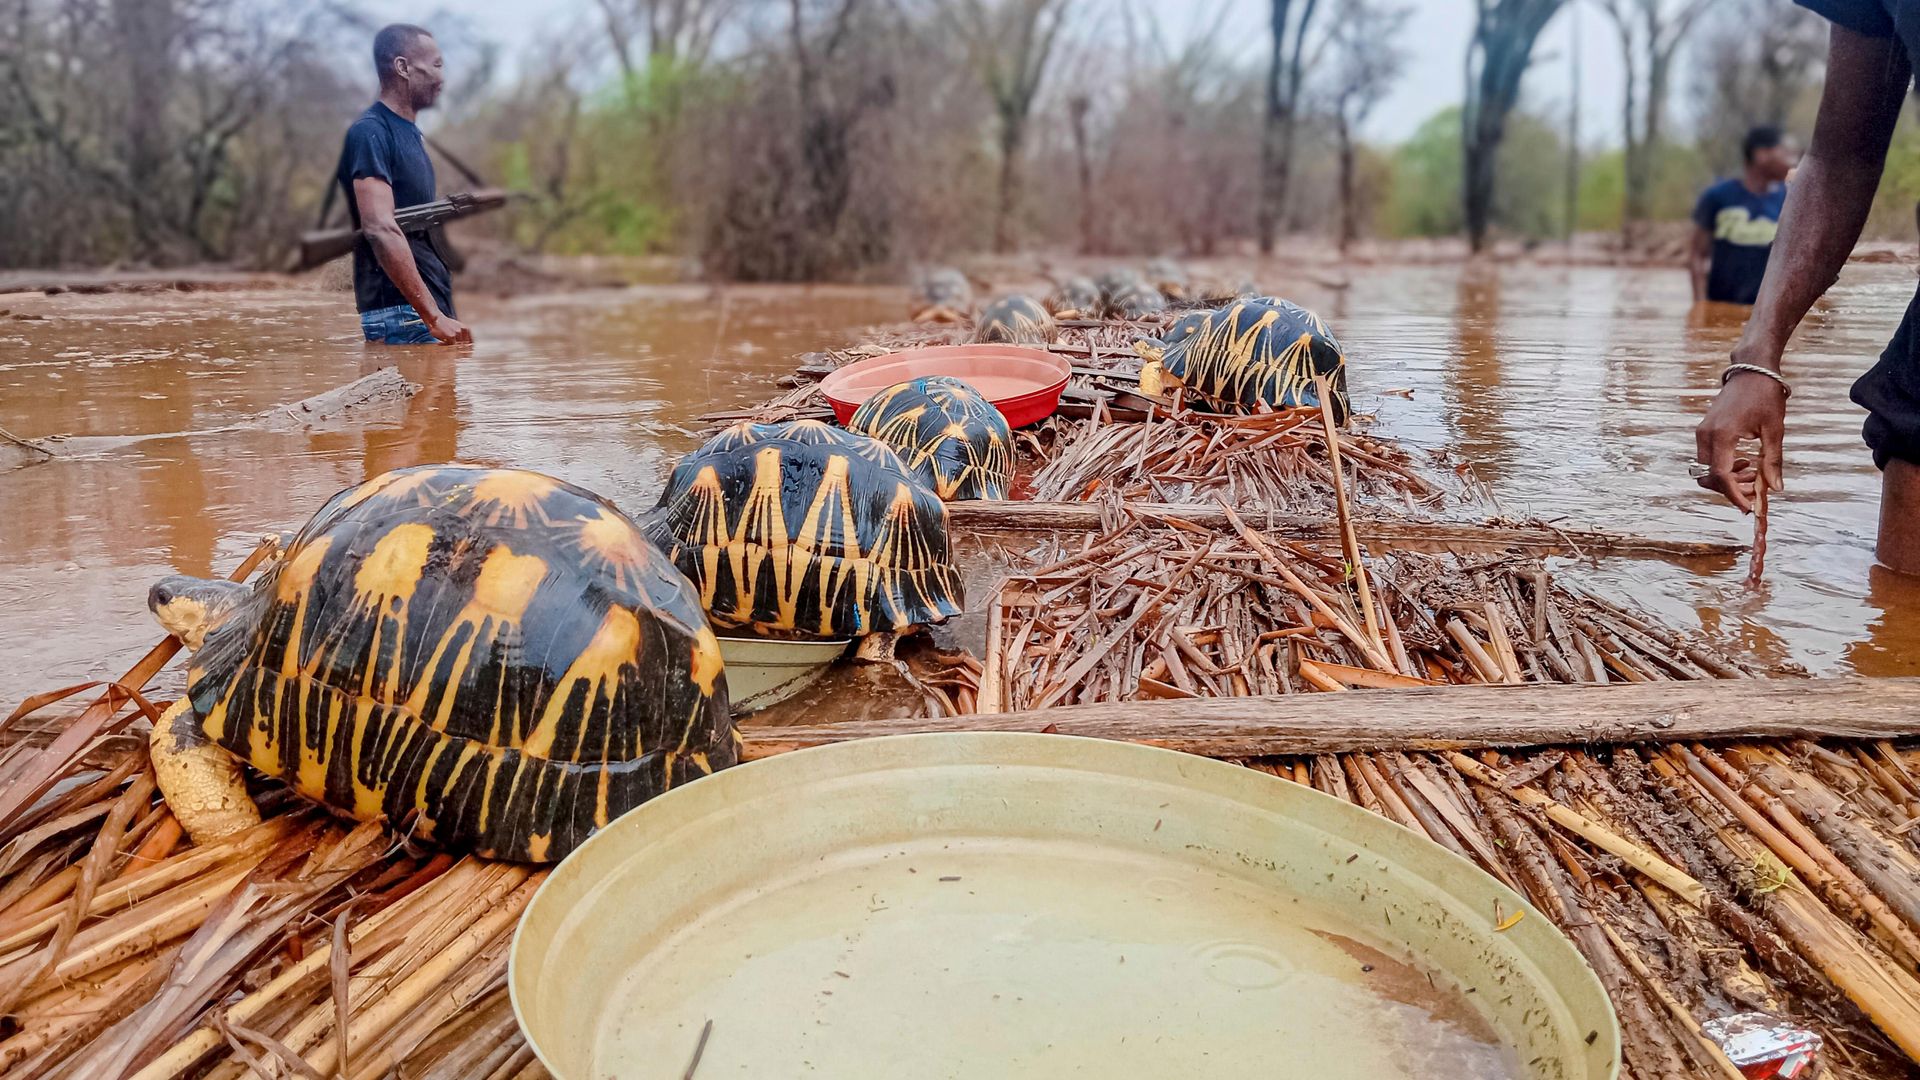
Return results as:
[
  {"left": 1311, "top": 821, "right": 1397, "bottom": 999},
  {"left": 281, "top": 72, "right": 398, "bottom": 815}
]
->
[
  {"left": 2, "top": 260, "right": 1917, "bottom": 706},
  {"left": 1351, "top": 259, "right": 1915, "bottom": 676},
  {"left": 0, "top": 284, "right": 903, "bottom": 704}
]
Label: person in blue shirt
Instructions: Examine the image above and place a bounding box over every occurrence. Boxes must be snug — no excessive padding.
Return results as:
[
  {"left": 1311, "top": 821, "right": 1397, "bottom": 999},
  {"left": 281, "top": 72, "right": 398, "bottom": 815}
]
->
[
  {"left": 1695, "top": 3, "right": 1920, "bottom": 575},
  {"left": 334, "top": 24, "right": 470, "bottom": 346},
  {"left": 1689, "top": 126, "right": 1798, "bottom": 306}
]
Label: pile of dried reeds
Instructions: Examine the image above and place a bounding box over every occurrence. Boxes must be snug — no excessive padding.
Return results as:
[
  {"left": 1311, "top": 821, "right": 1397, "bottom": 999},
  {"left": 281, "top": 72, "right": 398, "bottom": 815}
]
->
[
  {"left": 980, "top": 515, "right": 1763, "bottom": 712},
  {"left": 1020, "top": 407, "right": 1445, "bottom": 511},
  {"left": 1240, "top": 741, "right": 1920, "bottom": 1079}
]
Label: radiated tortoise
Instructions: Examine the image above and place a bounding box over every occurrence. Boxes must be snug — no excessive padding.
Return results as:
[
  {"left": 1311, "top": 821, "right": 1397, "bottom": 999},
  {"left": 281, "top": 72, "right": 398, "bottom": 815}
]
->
[{"left": 146, "top": 465, "right": 734, "bottom": 863}]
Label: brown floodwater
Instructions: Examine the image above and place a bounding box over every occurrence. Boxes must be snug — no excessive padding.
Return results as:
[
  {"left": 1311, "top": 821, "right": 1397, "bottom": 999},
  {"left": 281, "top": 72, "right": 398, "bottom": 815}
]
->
[{"left": 1, "top": 260, "right": 1916, "bottom": 709}]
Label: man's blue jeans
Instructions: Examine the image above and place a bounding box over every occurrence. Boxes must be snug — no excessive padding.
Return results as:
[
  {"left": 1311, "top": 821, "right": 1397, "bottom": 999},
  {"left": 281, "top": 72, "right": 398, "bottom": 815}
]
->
[{"left": 360, "top": 303, "right": 438, "bottom": 345}]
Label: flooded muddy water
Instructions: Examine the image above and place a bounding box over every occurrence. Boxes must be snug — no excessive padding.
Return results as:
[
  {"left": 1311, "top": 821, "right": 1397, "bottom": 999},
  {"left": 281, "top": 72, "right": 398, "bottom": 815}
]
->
[{"left": 1, "top": 259, "right": 1915, "bottom": 707}]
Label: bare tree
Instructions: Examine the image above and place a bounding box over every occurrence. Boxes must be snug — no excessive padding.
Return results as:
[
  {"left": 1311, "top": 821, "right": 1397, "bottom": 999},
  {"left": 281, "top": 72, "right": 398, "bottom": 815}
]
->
[
  {"left": 940, "top": 0, "right": 1072, "bottom": 254},
  {"left": 1463, "top": 0, "right": 1567, "bottom": 253},
  {"left": 0, "top": 0, "right": 354, "bottom": 266},
  {"left": 1691, "top": 0, "right": 1824, "bottom": 172},
  {"left": 1258, "top": 0, "right": 1328, "bottom": 254},
  {"left": 596, "top": 0, "right": 742, "bottom": 78},
  {"left": 1598, "top": 0, "right": 1721, "bottom": 241},
  {"left": 1066, "top": 93, "right": 1098, "bottom": 253},
  {"left": 1104, "top": 1, "right": 1251, "bottom": 256},
  {"left": 1563, "top": 2, "right": 1581, "bottom": 242},
  {"left": 1318, "top": 0, "right": 1409, "bottom": 253}
]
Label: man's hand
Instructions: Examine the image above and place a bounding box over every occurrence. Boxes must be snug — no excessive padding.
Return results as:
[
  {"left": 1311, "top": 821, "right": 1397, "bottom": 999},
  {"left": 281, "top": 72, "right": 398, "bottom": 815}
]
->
[
  {"left": 426, "top": 312, "right": 471, "bottom": 344},
  {"left": 1694, "top": 370, "right": 1786, "bottom": 514}
]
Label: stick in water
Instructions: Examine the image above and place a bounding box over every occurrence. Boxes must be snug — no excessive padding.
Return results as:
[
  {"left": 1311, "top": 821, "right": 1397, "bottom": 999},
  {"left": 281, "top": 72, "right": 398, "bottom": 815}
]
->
[{"left": 1746, "top": 479, "right": 1769, "bottom": 589}]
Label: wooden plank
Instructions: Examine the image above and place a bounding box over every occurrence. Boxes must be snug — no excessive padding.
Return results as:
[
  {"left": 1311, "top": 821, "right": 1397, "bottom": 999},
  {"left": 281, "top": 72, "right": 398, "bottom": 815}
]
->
[
  {"left": 739, "top": 677, "right": 1920, "bottom": 760},
  {"left": 945, "top": 500, "right": 1744, "bottom": 558}
]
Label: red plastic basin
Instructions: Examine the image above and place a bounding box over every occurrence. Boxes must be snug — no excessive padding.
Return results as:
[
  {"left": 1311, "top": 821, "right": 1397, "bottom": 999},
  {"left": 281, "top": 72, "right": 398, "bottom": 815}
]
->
[{"left": 819, "top": 345, "right": 1072, "bottom": 429}]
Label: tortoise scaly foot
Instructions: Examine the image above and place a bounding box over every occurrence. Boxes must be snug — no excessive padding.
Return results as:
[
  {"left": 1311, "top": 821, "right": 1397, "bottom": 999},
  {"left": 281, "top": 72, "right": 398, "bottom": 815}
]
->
[
  {"left": 854, "top": 632, "right": 901, "bottom": 663},
  {"left": 150, "top": 697, "right": 261, "bottom": 844}
]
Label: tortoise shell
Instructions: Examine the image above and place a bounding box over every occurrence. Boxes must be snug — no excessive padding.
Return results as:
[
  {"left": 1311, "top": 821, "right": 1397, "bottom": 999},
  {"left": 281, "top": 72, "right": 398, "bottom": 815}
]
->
[
  {"left": 1106, "top": 281, "right": 1167, "bottom": 320},
  {"left": 185, "top": 465, "right": 733, "bottom": 863},
  {"left": 849, "top": 376, "right": 1014, "bottom": 500},
  {"left": 973, "top": 294, "right": 1057, "bottom": 344},
  {"left": 646, "top": 420, "right": 964, "bottom": 637},
  {"left": 1161, "top": 297, "right": 1350, "bottom": 422},
  {"left": 1094, "top": 267, "right": 1144, "bottom": 309},
  {"left": 1045, "top": 277, "right": 1100, "bottom": 319},
  {"left": 913, "top": 268, "right": 973, "bottom": 320},
  {"left": 1146, "top": 257, "right": 1189, "bottom": 300}
]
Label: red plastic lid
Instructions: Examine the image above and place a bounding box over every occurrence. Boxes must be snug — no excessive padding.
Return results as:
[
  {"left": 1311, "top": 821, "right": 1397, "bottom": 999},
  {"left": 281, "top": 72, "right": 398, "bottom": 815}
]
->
[{"left": 819, "top": 345, "right": 1072, "bottom": 429}]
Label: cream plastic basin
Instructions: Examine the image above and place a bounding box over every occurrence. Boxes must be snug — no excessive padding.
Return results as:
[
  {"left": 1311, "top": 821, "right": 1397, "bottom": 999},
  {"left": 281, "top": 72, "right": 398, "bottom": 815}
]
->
[
  {"left": 713, "top": 633, "right": 849, "bottom": 714},
  {"left": 510, "top": 733, "right": 1618, "bottom": 1079}
]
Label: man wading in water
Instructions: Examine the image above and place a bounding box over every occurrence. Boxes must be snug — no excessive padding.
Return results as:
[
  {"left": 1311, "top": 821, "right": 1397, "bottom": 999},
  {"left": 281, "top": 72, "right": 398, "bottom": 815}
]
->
[
  {"left": 1695, "top": 9, "right": 1917, "bottom": 574},
  {"left": 336, "top": 24, "right": 470, "bottom": 346},
  {"left": 1689, "top": 126, "right": 1797, "bottom": 307}
]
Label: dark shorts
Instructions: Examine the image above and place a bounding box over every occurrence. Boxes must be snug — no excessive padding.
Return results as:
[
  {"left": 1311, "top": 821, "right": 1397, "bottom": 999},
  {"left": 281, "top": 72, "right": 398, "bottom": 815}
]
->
[
  {"left": 360, "top": 302, "right": 437, "bottom": 345},
  {"left": 1855, "top": 286, "right": 1920, "bottom": 470}
]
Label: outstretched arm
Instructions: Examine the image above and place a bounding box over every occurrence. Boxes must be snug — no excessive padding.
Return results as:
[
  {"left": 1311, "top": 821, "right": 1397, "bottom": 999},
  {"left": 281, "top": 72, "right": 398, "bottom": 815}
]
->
[
  {"left": 352, "top": 177, "right": 470, "bottom": 344},
  {"left": 1695, "top": 23, "right": 1908, "bottom": 511}
]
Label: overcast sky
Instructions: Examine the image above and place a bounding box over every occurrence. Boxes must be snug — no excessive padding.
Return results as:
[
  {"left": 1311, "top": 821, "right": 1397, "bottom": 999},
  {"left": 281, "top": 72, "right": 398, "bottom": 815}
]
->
[{"left": 371, "top": 0, "right": 1692, "bottom": 147}]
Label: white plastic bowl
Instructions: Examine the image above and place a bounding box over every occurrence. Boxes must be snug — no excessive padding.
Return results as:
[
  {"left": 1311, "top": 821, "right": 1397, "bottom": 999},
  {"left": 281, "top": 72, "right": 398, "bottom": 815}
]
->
[{"left": 511, "top": 733, "right": 1618, "bottom": 1079}]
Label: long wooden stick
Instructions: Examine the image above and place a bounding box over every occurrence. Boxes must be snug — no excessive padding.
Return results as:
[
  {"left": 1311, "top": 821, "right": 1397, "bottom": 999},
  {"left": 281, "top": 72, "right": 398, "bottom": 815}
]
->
[
  {"left": 1314, "top": 376, "right": 1386, "bottom": 659},
  {"left": 978, "top": 583, "right": 1006, "bottom": 714},
  {"left": 738, "top": 677, "right": 1920, "bottom": 759},
  {"left": 945, "top": 500, "right": 1746, "bottom": 558}
]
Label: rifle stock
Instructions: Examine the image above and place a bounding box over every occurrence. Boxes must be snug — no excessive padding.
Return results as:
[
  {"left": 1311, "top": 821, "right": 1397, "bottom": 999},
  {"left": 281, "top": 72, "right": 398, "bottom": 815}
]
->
[{"left": 293, "top": 188, "right": 514, "bottom": 272}]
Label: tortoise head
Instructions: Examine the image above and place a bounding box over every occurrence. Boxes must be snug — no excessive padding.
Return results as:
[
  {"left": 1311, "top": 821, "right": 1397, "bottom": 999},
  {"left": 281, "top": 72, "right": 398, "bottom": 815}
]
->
[{"left": 148, "top": 576, "right": 251, "bottom": 652}]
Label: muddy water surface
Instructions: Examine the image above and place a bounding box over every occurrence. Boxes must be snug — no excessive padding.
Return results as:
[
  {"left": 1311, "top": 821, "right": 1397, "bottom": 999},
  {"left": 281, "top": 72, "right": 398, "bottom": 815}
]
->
[
  {"left": 1, "top": 261, "right": 1915, "bottom": 707},
  {"left": 0, "top": 283, "right": 902, "bottom": 706}
]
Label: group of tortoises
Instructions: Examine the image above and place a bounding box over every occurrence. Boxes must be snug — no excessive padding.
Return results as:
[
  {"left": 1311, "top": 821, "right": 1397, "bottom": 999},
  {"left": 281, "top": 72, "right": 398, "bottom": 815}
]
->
[
  {"left": 912, "top": 259, "right": 1271, "bottom": 343},
  {"left": 143, "top": 268, "right": 1351, "bottom": 867},
  {"left": 146, "top": 377, "right": 1015, "bottom": 864},
  {"left": 911, "top": 262, "right": 1349, "bottom": 420}
]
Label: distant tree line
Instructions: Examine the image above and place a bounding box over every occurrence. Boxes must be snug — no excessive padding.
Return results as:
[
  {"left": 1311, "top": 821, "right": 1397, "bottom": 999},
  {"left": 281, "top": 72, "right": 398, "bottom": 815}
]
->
[{"left": 0, "top": 0, "right": 1899, "bottom": 277}]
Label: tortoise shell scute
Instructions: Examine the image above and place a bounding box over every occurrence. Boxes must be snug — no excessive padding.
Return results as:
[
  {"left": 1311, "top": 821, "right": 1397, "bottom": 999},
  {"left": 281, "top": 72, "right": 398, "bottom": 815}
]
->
[
  {"left": 973, "top": 294, "right": 1057, "bottom": 344},
  {"left": 848, "top": 376, "right": 1013, "bottom": 501},
  {"left": 647, "top": 422, "right": 964, "bottom": 636},
  {"left": 1161, "top": 297, "right": 1350, "bottom": 422}
]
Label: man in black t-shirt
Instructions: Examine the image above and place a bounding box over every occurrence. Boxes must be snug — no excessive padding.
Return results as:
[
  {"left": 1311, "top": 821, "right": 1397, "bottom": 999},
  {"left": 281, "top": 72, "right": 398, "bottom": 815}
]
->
[
  {"left": 1695, "top": 4, "right": 1920, "bottom": 574},
  {"left": 334, "top": 24, "right": 470, "bottom": 346}
]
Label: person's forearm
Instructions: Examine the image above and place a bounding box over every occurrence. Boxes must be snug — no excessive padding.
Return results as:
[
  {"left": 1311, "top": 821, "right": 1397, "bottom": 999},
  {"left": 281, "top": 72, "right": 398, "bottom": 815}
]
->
[
  {"left": 1736, "top": 24, "right": 1909, "bottom": 366},
  {"left": 366, "top": 224, "right": 445, "bottom": 320},
  {"left": 1737, "top": 154, "right": 1883, "bottom": 363},
  {"left": 1689, "top": 257, "right": 1709, "bottom": 302}
]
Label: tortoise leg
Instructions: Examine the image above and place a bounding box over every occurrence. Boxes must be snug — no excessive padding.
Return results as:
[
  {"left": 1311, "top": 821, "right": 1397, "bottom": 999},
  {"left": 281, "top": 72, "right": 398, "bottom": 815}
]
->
[
  {"left": 854, "top": 632, "right": 901, "bottom": 663},
  {"left": 150, "top": 697, "right": 262, "bottom": 844},
  {"left": 1139, "top": 358, "right": 1165, "bottom": 397}
]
